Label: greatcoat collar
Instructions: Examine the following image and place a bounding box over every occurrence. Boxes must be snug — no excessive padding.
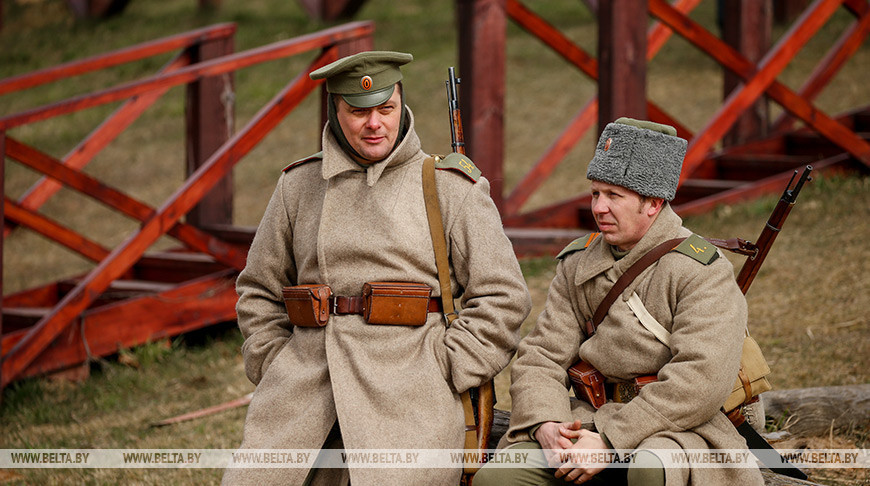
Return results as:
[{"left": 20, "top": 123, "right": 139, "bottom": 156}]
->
[
  {"left": 320, "top": 107, "right": 422, "bottom": 187},
  {"left": 574, "top": 203, "right": 687, "bottom": 289}
]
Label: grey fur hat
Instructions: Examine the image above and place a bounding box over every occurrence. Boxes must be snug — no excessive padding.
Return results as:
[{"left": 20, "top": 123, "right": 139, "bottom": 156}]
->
[{"left": 586, "top": 117, "right": 687, "bottom": 201}]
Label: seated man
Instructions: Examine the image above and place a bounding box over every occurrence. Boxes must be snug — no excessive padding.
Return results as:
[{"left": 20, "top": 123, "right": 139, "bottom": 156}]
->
[
  {"left": 222, "top": 51, "right": 531, "bottom": 486},
  {"left": 474, "top": 118, "right": 763, "bottom": 486}
]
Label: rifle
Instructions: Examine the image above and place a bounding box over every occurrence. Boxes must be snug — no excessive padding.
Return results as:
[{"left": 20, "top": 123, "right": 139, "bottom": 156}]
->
[
  {"left": 443, "top": 67, "right": 493, "bottom": 482},
  {"left": 445, "top": 67, "right": 466, "bottom": 155},
  {"left": 734, "top": 165, "right": 813, "bottom": 294}
]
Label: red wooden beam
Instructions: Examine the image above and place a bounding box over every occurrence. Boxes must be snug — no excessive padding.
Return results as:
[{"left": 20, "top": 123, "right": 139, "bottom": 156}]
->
[
  {"left": 1, "top": 270, "right": 237, "bottom": 381},
  {"left": 720, "top": 0, "right": 771, "bottom": 147},
  {"left": 0, "top": 21, "right": 375, "bottom": 130},
  {"left": 503, "top": 99, "right": 597, "bottom": 216},
  {"left": 773, "top": 0, "right": 870, "bottom": 132},
  {"left": 649, "top": 0, "right": 870, "bottom": 176},
  {"left": 1, "top": 132, "right": 4, "bottom": 397},
  {"left": 598, "top": 0, "right": 648, "bottom": 127},
  {"left": 0, "top": 23, "right": 235, "bottom": 96},
  {"left": 3, "top": 197, "right": 110, "bottom": 262},
  {"left": 5, "top": 137, "right": 248, "bottom": 270},
  {"left": 458, "top": 0, "right": 507, "bottom": 209},
  {"left": 672, "top": 0, "right": 849, "bottom": 177},
  {"left": 185, "top": 35, "right": 235, "bottom": 228},
  {"left": 6, "top": 52, "right": 192, "bottom": 237},
  {"left": 673, "top": 153, "right": 852, "bottom": 217},
  {"left": 502, "top": 0, "right": 698, "bottom": 216},
  {"left": 0, "top": 49, "right": 338, "bottom": 388}
]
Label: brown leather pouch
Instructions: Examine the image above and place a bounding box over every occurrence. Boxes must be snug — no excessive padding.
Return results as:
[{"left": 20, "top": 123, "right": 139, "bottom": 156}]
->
[
  {"left": 363, "top": 281, "right": 432, "bottom": 326},
  {"left": 282, "top": 284, "right": 333, "bottom": 327},
  {"left": 567, "top": 359, "right": 607, "bottom": 409}
]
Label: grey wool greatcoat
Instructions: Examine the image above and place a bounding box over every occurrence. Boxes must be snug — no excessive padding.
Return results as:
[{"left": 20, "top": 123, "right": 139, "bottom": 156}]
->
[
  {"left": 223, "top": 108, "right": 531, "bottom": 486},
  {"left": 505, "top": 205, "right": 764, "bottom": 485}
]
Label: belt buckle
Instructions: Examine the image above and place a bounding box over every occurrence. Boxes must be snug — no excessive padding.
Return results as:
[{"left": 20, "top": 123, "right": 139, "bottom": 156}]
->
[{"left": 332, "top": 297, "right": 340, "bottom": 316}]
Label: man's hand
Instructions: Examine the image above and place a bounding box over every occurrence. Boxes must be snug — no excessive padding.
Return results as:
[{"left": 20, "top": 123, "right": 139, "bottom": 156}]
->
[
  {"left": 536, "top": 420, "right": 609, "bottom": 484},
  {"left": 534, "top": 420, "right": 578, "bottom": 452}
]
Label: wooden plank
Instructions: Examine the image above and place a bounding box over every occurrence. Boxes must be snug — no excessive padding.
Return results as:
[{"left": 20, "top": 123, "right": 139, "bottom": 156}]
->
[
  {"left": 2, "top": 308, "right": 51, "bottom": 332},
  {"left": 458, "top": 0, "right": 507, "bottom": 209},
  {"left": 0, "top": 271, "right": 238, "bottom": 381},
  {"left": 0, "top": 23, "right": 235, "bottom": 96},
  {"left": 773, "top": 3, "right": 870, "bottom": 132},
  {"left": 598, "top": 0, "right": 647, "bottom": 130},
  {"left": 3, "top": 283, "right": 59, "bottom": 308},
  {"left": 720, "top": 0, "right": 771, "bottom": 147},
  {"left": 5, "top": 138, "right": 248, "bottom": 270},
  {"left": 674, "top": 0, "right": 847, "bottom": 177},
  {"left": 186, "top": 35, "right": 235, "bottom": 228},
  {"left": 505, "top": 227, "right": 588, "bottom": 258},
  {"left": 7, "top": 52, "right": 192, "bottom": 238},
  {"left": 3, "top": 197, "right": 110, "bottom": 262},
  {"left": 715, "top": 153, "right": 821, "bottom": 180},
  {"left": 673, "top": 153, "right": 852, "bottom": 217},
  {"left": 0, "top": 50, "right": 337, "bottom": 388},
  {"left": 0, "top": 21, "right": 375, "bottom": 130},
  {"left": 502, "top": 194, "right": 595, "bottom": 229},
  {"left": 649, "top": 0, "right": 870, "bottom": 178},
  {"left": 133, "top": 251, "right": 227, "bottom": 283}
]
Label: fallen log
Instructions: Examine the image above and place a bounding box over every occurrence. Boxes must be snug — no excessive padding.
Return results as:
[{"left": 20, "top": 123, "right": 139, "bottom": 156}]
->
[
  {"left": 488, "top": 409, "right": 823, "bottom": 486},
  {"left": 762, "top": 384, "right": 870, "bottom": 437}
]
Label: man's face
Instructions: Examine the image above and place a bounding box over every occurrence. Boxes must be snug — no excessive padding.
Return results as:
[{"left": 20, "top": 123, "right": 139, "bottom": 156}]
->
[
  {"left": 590, "top": 180, "right": 663, "bottom": 251},
  {"left": 335, "top": 85, "right": 402, "bottom": 164}
]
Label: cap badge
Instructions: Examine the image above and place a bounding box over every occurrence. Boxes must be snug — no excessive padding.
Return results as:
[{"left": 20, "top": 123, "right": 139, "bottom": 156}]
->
[
  {"left": 604, "top": 138, "right": 612, "bottom": 151},
  {"left": 360, "top": 75, "right": 373, "bottom": 91}
]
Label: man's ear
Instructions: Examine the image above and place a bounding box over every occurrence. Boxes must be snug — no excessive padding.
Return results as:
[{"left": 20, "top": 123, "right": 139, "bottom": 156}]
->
[{"left": 646, "top": 197, "right": 665, "bottom": 217}]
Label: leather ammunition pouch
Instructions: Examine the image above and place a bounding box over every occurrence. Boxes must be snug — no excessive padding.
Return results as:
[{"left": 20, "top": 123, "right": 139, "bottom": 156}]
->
[
  {"left": 363, "top": 281, "right": 434, "bottom": 326},
  {"left": 567, "top": 359, "right": 607, "bottom": 409},
  {"left": 282, "top": 284, "right": 333, "bottom": 327}
]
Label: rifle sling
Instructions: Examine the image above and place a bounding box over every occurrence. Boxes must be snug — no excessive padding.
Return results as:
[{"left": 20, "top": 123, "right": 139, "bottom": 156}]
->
[
  {"left": 422, "top": 156, "right": 480, "bottom": 474},
  {"left": 587, "top": 237, "right": 685, "bottom": 335}
]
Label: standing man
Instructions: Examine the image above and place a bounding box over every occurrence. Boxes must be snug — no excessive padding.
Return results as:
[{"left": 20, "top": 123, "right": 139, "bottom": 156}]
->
[
  {"left": 474, "top": 118, "right": 763, "bottom": 485},
  {"left": 222, "top": 51, "right": 531, "bottom": 485}
]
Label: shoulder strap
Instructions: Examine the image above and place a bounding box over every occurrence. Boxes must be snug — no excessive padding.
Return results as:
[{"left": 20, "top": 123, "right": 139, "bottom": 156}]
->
[
  {"left": 586, "top": 237, "right": 686, "bottom": 336},
  {"left": 422, "top": 157, "right": 457, "bottom": 322},
  {"left": 422, "top": 156, "right": 480, "bottom": 471}
]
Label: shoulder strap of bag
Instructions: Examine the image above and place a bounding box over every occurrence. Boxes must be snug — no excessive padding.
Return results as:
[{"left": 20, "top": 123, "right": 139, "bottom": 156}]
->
[
  {"left": 421, "top": 156, "right": 482, "bottom": 474},
  {"left": 586, "top": 237, "right": 686, "bottom": 335}
]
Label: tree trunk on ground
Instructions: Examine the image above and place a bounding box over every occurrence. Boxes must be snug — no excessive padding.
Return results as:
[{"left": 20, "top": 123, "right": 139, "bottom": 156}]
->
[{"left": 762, "top": 384, "right": 870, "bottom": 436}]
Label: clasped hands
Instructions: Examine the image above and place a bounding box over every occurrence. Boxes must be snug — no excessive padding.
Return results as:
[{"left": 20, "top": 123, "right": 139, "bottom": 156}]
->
[{"left": 534, "top": 419, "right": 608, "bottom": 484}]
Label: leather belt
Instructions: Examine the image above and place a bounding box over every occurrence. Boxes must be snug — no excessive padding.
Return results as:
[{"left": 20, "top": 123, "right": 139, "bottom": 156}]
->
[{"left": 331, "top": 296, "right": 443, "bottom": 315}]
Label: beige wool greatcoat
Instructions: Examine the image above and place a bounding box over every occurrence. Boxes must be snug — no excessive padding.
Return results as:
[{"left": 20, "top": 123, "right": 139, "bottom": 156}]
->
[
  {"left": 505, "top": 205, "right": 764, "bottom": 485},
  {"left": 224, "top": 109, "right": 531, "bottom": 485}
]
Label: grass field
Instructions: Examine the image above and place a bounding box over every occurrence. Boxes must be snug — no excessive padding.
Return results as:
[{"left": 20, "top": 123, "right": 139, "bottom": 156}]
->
[{"left": 1, "top": 0, "right": 869, "bottom": 484}]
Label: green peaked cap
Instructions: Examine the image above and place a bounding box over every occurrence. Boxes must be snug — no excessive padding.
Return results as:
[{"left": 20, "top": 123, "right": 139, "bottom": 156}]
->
[{"left": 310, "top": 51, "right": 413, "bottom": 108}]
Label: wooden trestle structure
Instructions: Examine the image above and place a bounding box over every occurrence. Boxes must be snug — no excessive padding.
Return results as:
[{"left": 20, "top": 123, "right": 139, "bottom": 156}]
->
[{"left": 2, "top": 0, "right": 869, "bottom": 388}]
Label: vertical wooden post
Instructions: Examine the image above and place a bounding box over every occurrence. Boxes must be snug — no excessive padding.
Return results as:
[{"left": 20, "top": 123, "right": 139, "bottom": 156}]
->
[
  {"left": 0, "top": 131, "right": 5, "bottom": 398},
  {"left": 597, "top": 0, "right": 647, "bottom": 133},
  {"left": 774, "top": 0, "right": 809, "bottom": 24},
  {"left": 185, "top": 35, "right": 235, "bottom": 228},
  {"left": 457, "top": 0, "right": 506, "bottom": 210},
  {"left": 318, "top": 37, "right": 375, "bottom": 142},
  {"left": 721, "top": 0, "right": 771, "bottom": 147}
]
